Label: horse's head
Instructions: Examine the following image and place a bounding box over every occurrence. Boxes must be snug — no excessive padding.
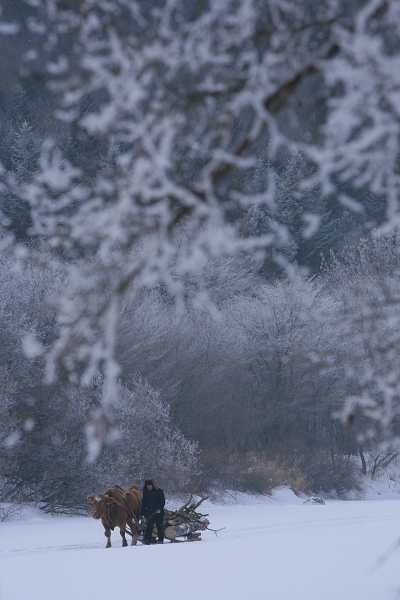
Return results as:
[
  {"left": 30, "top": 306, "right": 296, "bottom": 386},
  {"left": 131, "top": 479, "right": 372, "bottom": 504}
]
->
[{"left": 87, "top": 494, "right": 114, "bottom": 519}]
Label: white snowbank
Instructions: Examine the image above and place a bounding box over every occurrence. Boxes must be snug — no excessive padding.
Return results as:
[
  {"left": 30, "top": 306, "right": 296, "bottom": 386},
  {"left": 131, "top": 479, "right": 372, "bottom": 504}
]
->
[{"left": 1, "top": 485, "right": 400, "bottom": 600}]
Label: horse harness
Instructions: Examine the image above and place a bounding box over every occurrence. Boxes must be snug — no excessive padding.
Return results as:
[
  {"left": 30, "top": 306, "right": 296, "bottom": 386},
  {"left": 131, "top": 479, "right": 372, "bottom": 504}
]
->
[{"left": 106, "top": 485, "right": 138, "bottom": 529}]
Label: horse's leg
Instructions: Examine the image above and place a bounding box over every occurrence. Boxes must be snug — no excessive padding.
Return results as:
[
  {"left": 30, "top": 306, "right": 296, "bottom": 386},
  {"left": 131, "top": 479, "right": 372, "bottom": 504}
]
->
[
  {"left": 104, "top": 527, "right": 112, "bottom": 548},
  {"left": 120, "top": 520, "right": 128, "bottom": 547},
  {"left": 129, "top": 518, "right": 138, "bottom": 546}
]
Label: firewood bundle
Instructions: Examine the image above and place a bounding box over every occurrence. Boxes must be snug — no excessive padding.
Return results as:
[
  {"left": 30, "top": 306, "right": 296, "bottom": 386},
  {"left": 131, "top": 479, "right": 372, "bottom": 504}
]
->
[{"left": 164, "top": 495, "right": 210, "bottom": 542}]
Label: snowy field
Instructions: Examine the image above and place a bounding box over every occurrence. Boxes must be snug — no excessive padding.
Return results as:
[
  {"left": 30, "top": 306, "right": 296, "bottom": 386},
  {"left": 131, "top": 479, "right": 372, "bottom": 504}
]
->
[{"left": 2, "top": 485, "right": 400, "bottom": 600}]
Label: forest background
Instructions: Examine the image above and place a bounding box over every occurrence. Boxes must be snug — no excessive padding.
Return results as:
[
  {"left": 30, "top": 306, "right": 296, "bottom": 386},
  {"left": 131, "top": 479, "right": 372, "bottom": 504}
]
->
[{"left": 1, "top": 0, "right": 400, "bottom": 516}]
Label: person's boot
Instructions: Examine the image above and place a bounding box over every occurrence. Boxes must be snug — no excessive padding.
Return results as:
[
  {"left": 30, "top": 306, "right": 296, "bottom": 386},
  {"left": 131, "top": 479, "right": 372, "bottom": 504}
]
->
[
  {"left": 142, "top": 539, "right": 151, "bottom": 545},
  {"left": 156, "top": 538, "right": 164, "bottom": 544}
]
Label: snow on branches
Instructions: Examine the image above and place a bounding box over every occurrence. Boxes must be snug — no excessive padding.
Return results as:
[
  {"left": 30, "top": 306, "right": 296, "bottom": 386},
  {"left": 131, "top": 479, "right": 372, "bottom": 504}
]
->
[{"left": 3, "top": 0, "right": 399, "bottom": 455}]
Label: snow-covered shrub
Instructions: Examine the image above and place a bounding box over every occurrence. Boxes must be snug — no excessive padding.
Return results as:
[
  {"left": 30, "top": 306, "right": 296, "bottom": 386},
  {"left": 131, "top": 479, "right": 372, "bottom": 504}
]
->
[
  {"left": 1, "top": 372, "right": 198, "bottom": 513},
  {"left": 198, "top": 449, "right": 288, "bottom": 497},
  {"left": 99, "top": 376, "right": 199, "bottom": 495},
  {"left": 0, "top": 503, "right": 21, "bottom": 522},
  {"left": 283, "top": 449, "right": 363, "bottom": 499}
]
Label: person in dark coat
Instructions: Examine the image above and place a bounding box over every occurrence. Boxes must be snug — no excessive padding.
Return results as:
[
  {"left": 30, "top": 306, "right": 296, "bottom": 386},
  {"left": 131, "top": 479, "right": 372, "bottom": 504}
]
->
[{"left": 140, "top": 479, "right": 165, "bottom": 544}]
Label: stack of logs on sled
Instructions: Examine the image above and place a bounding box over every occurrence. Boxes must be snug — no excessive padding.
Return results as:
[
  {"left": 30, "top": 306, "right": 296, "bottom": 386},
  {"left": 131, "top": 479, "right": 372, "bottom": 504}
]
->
[{"left": 138, "top": 495, "right": 210, "bottom": 543}]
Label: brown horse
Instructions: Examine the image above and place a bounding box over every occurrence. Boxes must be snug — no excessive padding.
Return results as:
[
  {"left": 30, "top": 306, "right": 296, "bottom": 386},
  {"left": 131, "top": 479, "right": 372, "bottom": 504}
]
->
[{"left": 87, "top": 484, "right": 142, "bottom": 548}]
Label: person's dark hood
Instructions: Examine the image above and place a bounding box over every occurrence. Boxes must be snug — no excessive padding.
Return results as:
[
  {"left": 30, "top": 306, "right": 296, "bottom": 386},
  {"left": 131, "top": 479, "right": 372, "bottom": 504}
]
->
[{"left": 143, "top": 478, "right": 158, "bottom": 490}]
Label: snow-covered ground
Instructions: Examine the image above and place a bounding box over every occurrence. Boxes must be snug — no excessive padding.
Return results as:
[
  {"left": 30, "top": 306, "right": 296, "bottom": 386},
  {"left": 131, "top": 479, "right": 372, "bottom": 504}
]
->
[{"left": 1, "top": 482, "right": 400, "bottom": 600}]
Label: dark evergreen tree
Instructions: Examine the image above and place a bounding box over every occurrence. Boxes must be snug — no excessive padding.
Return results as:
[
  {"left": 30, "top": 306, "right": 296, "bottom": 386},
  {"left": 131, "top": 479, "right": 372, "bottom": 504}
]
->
[
  {"left": 0, "top": 121, "right": 42, "bottom": 240},
  {"left": 274, "top": 152, "right": 329, "bottom": 272},
  {"left": 61, "top": 96, "right": 110, "bottom": 183},
  {"left": 11, "top": 121, "right": 40, "bottom": 183},
  {"left": 246, "top": 152, "right": 329, "bottom": 276},
  {"left": 9, "top": 85, "right": 34, "bottom": 128}
]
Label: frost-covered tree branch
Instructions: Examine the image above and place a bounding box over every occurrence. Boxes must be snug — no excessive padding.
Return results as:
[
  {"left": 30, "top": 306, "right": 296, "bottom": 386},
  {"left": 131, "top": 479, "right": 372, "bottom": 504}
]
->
[{"left": 2, "top": 0, "right": 399, "bottom": 455}]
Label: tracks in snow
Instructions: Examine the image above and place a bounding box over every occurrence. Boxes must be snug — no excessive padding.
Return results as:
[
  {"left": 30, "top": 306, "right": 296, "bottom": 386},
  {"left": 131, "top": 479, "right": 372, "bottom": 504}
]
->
[
  {"left": 3, "top": 509, "right": 400, "bottom": 555},
  {"left": 204, "top": 511, "right": 400, "bottom": 541}
]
